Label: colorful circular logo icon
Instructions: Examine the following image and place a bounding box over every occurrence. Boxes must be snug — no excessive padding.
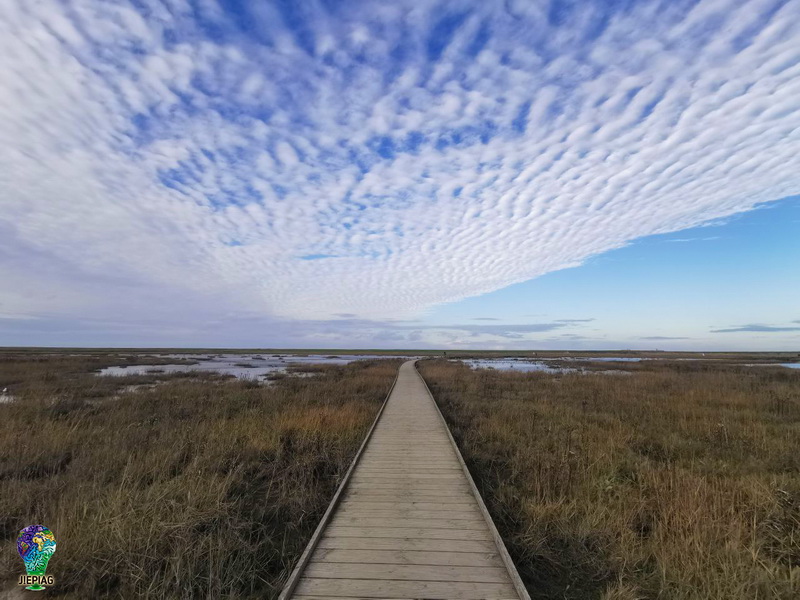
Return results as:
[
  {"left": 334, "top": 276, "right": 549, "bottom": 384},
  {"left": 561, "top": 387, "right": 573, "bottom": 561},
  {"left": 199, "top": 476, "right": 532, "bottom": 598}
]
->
[{"left": 17, "top": 525, "right": 56, "bottom": 591}]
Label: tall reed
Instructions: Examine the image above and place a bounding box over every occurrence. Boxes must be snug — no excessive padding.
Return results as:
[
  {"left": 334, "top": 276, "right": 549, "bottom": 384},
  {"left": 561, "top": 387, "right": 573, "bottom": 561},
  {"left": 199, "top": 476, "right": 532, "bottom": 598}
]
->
[
  {"left": 1, "top": 353, "right": 399, "bottom": 598},
  {"left": 419, "top": 359, "right": 800, "bottom": 600}
]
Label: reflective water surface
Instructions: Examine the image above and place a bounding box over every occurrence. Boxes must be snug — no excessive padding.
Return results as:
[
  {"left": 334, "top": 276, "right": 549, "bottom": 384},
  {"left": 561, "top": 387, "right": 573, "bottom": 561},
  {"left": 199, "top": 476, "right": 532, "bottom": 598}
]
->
[
  {"left": 97, "top": 354, "right": 411, "bottom": 381},
  {"left": 460, "top": 357, "right": 800, "bottom": 372},
  {"left": 95, "top": 354, "right": 800, "bottom": 381},
  {"left": 459, "top": 359, "right": 577, "bottom": 373}
]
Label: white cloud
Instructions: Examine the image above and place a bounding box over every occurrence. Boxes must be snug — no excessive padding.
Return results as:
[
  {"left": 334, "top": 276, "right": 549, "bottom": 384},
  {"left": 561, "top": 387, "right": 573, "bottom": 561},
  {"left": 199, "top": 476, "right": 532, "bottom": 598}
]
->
[{"left": 0, "top": 0, "right": 798, "bottom": 341}]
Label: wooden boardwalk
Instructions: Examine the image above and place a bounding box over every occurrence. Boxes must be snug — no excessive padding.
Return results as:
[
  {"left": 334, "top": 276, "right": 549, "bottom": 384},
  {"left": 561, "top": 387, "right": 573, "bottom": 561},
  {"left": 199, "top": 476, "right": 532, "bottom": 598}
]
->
[{"left": 281, "top": 360, "right": 529, "bottom": 600}]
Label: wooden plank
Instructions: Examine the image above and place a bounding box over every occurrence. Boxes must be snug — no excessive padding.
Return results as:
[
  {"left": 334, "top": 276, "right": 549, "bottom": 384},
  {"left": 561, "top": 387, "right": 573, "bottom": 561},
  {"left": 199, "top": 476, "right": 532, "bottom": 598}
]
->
[
  {"left": 366, "top": 433, "right": 448, "bottom": 437},
  {"left": 357, "top": 462, "right": 459, "bottom": 466},
  {"left": 342, "top": 494, "right": 474, "bottom": 503},
  {"left": 342, "top": 491, "right": 478, "bottom": 501},
  {"left": 356, "top": 451, "right": 454, "bottom": 456},
  {"left": 365, "top": 439, "right": 451, "bottom": 443},
  {"left": 359, "top": 455, "right": 457, "bottom": 460},
  {"left": 354, "top": 472, "right": 463, "bottom": 476},
  {"left": 356, "top": 463, "right": 460, "bottom": 468},
  {"left": 363, "top": 436, "right": 449, "bottom": 439},
  {"left": 365, "top": 446, "right": 454, "bottom": 450},
  {"left": 304, "top": 562, "right": 510, "bottom": 583},
  {"left": 315, "top": 536, "right": 498, "bottom": 553},
  {"left": 358, "top": 460, "right": 457, "bottom": 465},
  {"left": 351, "top": 472, "right": 464, "bottom": 480},
  {"left": 346, "top": 481, "right": 471, "bottom": 490},
  {"left": 293, "top": 597, "right": 414, "bottom": 600},
  {"left": 344, "top": 488, "right": 472, "bottom": 496},
  {"left": 365, "top": 441, "right": 451, "bottom": 444},
  {"left": 338, "top": 500, "right": 477, "bottom": 509},
  {"left": 358, "top": 461, "right": 461, "bottom": 473},
  {"left": 293, "top": 597, "right": 417, "bottom": 600},
  {"left": 368, "top": 448, "right": 453, "bottom": 451},
  {"left": 292, "top": 594, "right": 417, "bottom": 600},
  {"left": 325, "top": 527, "right": 492, "bottom": 541},
  {"left": 343, "top": 490, "right": 473, "bottom": 498},
  {"left": 340, "top": 494, "right": 471, "bottom": 502},
  {"left": 355, "top": 463, "right": 459, "bottom": 468},
  {"left": 363, "top": 441, "right": 453, "bottom": 445},
  {"left": 351, "top": 470, "right": 463, "bottom": 476},
  {"left": 294, "top": 577, "right": 518, "bottom": 599},
  {"left": 331, "top": 517, "right": 487, "bottom": 530},
  {"left": 352, "top": 468, "right": 461, "bottom": 474},
  {"left": 349, "top": 480, "right": 464, "bottom": 487},
  {"left": 349, "top": 478, "right": 465, "bottom": 485},
  {"left": 344, "top": 487, "right": 470, "bottom": 496},
  {"left": 335, "top": 508, "right": 482, "bottom": 520},
  {"left": 363, "top": 446, "right": 454, "bottom": 450},
  {"left": 367, "top": 435, "right": 448, "bottom": 438},
  {"left": 341, "top": 499, "right": 475, "bottom": 507},
  {"left": 346, "top": 477, "right": 466, "bottom": 484},
  {"left": 365, "top": 441, "right": 451, "bottom": 445},
  {"left": 310, "top": 548, "right": 503, "bottom": 567},
  {"left": 358, "top": 457, "right": 458, "bottom": 462},
  {"left": 361, "top": 451, "right": 454, "bottom": 457}
]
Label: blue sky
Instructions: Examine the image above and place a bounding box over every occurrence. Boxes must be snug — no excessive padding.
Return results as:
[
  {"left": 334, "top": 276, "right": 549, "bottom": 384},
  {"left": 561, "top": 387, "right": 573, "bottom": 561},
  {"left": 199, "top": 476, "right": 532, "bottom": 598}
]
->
[{"left": 0, "top": 0, "right": 798, "bottom": 350}]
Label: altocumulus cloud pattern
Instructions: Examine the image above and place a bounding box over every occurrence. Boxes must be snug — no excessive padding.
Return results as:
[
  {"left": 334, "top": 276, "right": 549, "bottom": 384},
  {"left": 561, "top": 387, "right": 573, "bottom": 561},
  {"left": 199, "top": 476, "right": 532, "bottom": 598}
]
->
[{"left": 1, "top": 0, "right": 799, "bottom": 322}]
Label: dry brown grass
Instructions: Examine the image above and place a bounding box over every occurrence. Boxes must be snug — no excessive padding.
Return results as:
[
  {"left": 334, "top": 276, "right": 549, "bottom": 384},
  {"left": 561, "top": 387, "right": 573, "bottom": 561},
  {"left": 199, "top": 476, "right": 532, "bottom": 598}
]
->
[
  {"left": 418, "top": 359, "right": 800, "bottom": 600},
  {"left": 0, "top": 353, "right": 399, "bottom": 598}
]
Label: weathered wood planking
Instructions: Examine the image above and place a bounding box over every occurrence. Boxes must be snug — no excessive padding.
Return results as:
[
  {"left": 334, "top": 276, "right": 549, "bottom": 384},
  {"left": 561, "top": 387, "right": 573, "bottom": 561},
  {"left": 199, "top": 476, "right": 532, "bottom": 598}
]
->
[
  {"left": 280, "top": 360, "right": 530, "bottom": 600},
  {"left": 315, "top": 536, "right": 499, "bottom": 553},
  {"left": 294, "top": 579, "right": 518, "bottom": 599},
  {"left": 312, "top": 548, "right": 503, "bottom": 567}
]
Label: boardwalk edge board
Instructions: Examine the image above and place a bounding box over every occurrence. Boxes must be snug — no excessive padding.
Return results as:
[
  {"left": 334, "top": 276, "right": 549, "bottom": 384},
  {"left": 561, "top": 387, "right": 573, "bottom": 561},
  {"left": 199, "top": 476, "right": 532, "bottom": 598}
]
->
[
  {"left": 277, "top": 369, "right": 400, "bottom": 600},
  {"left": 414, "top": 359, "right": 532, "bottom": 600}
]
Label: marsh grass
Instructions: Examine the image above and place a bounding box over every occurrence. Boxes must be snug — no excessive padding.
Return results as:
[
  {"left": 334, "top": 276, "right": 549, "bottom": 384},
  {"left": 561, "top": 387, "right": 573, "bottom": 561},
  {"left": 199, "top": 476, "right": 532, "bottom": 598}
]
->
[
  {"left": 418, "top": 359, "right": 800, "bottom": 600},
  {"left": 0, "top": 353, "right": 398, "bottom": 598}
]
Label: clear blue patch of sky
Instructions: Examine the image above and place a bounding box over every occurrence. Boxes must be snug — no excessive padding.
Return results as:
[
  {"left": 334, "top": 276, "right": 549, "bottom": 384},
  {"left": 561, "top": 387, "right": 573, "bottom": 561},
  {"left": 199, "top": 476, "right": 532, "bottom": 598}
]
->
[
  {"left": 424, "top": 196, "right": 800, "bottom": 347},
  {"left": 299, "top": 254, "right": 338, "bottom": 260},
  {"left": 427, "top": 10, "right": 471, "bottom": 62}
]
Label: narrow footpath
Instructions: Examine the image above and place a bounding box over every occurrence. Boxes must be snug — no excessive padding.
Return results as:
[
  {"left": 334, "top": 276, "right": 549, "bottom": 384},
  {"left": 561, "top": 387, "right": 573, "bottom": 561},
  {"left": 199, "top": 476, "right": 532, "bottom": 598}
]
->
[{"left": 281, "top": 360, "right": 529, "bottom": 600}]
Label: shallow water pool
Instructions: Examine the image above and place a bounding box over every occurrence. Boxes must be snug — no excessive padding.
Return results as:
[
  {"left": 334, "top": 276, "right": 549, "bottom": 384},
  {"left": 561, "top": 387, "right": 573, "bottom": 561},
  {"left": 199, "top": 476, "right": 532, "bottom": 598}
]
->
[{"left": 97, "top": 353, "right": 410, "bottom": 381}]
